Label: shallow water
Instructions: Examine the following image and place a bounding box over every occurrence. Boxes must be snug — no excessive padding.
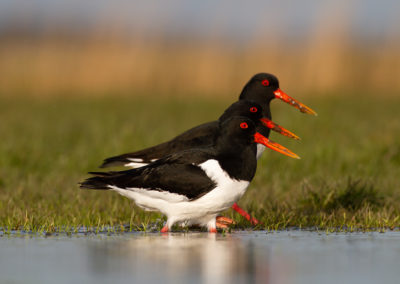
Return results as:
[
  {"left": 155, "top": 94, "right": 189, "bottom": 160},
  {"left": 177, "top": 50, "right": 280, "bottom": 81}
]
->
[{"left": 1, "top": 230, "right": 400, "bottom": 284}]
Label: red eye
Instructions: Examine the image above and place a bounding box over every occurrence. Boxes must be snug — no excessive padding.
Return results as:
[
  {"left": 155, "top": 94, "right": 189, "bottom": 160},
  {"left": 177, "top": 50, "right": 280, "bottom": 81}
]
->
[
  {"left": 250, "top": 107, "right": 258, "bottom": 113},
  {"left": 262, "top": 79, "right": 270, "bottom": 86},
  {"left": 240, "top": 122, "right": 248, "bottom": 129}
]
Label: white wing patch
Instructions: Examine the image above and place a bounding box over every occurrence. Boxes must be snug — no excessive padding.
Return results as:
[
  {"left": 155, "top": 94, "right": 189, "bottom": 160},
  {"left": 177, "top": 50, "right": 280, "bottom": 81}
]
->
[
  {"left": 125, "top": 162, "right": 149, "bottom": 168},
  {"left": 126, "top": 158, "right": 156, "bottom": 168},
  {"left": 128, "top": 158, "right": 144, "bottom": 162}
]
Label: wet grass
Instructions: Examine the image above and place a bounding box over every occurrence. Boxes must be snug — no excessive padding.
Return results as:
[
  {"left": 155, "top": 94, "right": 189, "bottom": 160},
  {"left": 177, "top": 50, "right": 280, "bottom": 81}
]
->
[{"left": 0, "top": 94, "right": 399, "bottom": 234}]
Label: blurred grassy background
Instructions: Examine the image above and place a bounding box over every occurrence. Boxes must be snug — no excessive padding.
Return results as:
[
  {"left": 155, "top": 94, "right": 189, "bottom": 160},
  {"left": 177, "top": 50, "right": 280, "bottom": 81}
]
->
[
  {"left": 0, "top": 1, "right": 399, "bottom": 97},
  {"left": 1, "top": 1, "right": 400, "bottom": 232}
]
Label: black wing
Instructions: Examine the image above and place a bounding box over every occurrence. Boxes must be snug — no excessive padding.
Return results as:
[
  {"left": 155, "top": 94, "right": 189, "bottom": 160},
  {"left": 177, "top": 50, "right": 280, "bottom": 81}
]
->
[
  {"left": 82, "top": 150, "right": 217, "bottom": 200},
  {"left": 100, "top": 121, "right": 219, "bottom": 168}
]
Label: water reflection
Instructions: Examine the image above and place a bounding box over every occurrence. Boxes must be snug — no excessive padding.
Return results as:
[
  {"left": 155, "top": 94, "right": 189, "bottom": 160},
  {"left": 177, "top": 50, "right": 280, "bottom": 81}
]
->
[
  {"left": 87, "top": 233, "right": 267, "bottom": 284},
  {"left": 1, "top": 231, "right": 400, "bottom": 284}
]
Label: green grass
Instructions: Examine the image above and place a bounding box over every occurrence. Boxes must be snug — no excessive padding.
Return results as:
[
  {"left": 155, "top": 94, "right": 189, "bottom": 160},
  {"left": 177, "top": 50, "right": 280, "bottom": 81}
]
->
[{"left": 1, "top": 94, "right": 400, "bottom": 234}]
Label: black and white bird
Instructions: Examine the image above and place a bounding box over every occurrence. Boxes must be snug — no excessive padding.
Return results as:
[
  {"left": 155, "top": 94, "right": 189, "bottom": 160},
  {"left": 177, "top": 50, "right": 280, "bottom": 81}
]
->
[
  {"left": 100, "top": 73, "right": 314, "bottom": 169},
  {"left": 80, "top": 116, "right": 281, "bottom": 233}
]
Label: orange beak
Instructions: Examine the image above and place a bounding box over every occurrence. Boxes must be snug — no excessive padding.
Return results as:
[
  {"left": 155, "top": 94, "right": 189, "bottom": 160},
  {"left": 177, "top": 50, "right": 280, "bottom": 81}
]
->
[
  {"left": 254, "top": 132, "right": 300, "bottom": 159},
  {"left": 274, "top": 89, "right": 317, "bottom": 116},
  {"left": 260, "top": 118, "right": 300, "bottom": 140}
]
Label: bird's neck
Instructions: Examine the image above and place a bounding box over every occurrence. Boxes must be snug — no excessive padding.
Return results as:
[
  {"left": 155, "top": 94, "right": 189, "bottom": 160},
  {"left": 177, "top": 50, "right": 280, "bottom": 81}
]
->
[{"left": 215, "top": 142, "right": 257, "bottom": 181}]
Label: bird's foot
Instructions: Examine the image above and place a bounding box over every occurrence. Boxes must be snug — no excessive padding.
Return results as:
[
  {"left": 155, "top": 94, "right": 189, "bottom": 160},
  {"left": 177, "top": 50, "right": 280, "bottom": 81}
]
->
[
  {"left": 160, "top": 226, "right": 169, "bottom": 233},
  {"left": 209, "top": 228, "right": 218, "bottom": 233},
  {"left": 216, "top": 216, "right": 235, "bottom": 229}
]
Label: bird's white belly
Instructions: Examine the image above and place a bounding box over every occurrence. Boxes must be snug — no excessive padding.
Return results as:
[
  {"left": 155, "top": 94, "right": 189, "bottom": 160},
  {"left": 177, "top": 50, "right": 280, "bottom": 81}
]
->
[{"left": 168, "top": 176, "right": 249, "bottom": 221}]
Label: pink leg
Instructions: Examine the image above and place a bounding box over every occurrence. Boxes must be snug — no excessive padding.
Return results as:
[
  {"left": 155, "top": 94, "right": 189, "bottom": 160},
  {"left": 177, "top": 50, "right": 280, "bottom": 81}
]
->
[
  {"left": 231, "top": 203, "right": 260, "bottom": 225},
  {"left": 216, "top": 216, "right": 235, "bottom": 228}
]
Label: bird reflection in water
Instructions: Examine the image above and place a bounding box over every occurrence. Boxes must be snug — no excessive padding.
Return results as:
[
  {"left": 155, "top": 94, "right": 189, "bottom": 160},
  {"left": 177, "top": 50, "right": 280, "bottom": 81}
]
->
[{"left": 86, "top": 233, "right": 270, "bottom": 283}]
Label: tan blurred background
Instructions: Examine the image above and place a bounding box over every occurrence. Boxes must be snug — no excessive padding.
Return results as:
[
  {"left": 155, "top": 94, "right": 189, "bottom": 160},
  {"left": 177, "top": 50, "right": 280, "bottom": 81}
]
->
[{"left": 0, "top": 0, "right": 399, "bottom": 98}]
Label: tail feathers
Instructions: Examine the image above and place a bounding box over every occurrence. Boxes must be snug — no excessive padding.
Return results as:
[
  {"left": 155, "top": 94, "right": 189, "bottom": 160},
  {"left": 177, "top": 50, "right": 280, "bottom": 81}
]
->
[
  {"left": 81, "top": 168, "right": 143, "bottom": 190},
  {"left": 79, "top": 176, "right": 111, "bottom": 190}
]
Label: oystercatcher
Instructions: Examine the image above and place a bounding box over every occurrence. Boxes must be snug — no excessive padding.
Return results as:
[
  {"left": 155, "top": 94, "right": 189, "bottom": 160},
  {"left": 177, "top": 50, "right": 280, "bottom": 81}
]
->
[
  {"left": 239, "top": 73, "right": 317, "bottom": 117},
  {"left": 98, "top": 73, "right": 314, "bottom": 225},
  {"left": 81, "top": 116, "right": 280, "bottom": 233},
  {"left": 100, "top": 73, "right": 313, "bottom": 168}
]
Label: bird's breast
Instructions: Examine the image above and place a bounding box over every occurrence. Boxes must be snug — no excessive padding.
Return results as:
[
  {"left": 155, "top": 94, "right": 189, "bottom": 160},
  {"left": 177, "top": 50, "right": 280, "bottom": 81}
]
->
[{"left": 197, "top": 159, "right": 250, "bottom": 207}]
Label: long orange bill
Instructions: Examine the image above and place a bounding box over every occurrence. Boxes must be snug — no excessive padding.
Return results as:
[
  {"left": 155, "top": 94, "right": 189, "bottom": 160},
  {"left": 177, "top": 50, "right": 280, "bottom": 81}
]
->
[
  {"left": 274, "top": 89, "right": 318, "bottom": 116},
  {"left": 254, "top": 132, "right": 300, "bottom": 159},
  {"left": 260, "top": 118, "right": 300, "bottom": 140}
]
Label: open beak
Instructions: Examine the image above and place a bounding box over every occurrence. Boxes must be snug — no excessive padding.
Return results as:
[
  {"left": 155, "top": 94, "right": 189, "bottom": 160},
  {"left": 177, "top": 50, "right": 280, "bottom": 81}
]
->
[
  {"left": 260, "top": 118, "right": 300, "bottom": 140},
  {"left": 254, "top": 132, "right": 300, "bottom": 159},
  {"left": 274, "top": 89, "right": 317, "bottom": 116}
]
